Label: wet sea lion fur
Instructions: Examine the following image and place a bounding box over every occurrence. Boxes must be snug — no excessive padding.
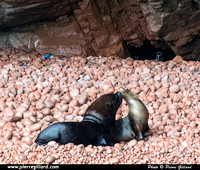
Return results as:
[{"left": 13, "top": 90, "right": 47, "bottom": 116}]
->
[{"left": 35, "top": 92, "right": 122, "bottom": 146}]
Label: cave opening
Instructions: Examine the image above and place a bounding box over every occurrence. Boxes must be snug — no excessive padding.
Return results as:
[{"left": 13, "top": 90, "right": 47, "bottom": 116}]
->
[{"left": 123, "top": 39, "right": 176, "bottom": 62}]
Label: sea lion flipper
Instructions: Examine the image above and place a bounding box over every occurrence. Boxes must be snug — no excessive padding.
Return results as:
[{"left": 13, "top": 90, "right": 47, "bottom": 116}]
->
[
  {"left": 97, "top": 138, "right": 107, "bottom": 146},
  {"left": 97, "top": 136, "right": 112, "bottom": 146},
  {"left": 136, "top": 131, "right": 145, "bottom": 141},
  {"left": 145, "top": 124, "right": 150, "bottom": 132}
]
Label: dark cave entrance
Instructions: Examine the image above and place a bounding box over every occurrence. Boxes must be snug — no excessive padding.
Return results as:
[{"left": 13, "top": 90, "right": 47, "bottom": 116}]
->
[{"left": 123, "top": 39, "right": 176, "bottom": 62}]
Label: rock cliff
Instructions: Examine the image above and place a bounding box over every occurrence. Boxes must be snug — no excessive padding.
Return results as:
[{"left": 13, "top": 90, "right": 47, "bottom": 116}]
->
[{"left": 0, "top": 0, "right": 200, "bottom": 60}]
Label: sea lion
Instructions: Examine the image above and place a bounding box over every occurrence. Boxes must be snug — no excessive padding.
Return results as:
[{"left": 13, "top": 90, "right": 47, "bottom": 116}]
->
[
  {"left": 111, "top": 88, "right": 149, "bottom": 142},
  {"left": 35, "top": 92, "right": 122, "bottom": 146}
]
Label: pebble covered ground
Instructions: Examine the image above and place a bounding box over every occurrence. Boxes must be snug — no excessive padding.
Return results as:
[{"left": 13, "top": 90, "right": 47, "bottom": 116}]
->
[{"left": 0, "top": 48, "right": 200, "bottom": 164}]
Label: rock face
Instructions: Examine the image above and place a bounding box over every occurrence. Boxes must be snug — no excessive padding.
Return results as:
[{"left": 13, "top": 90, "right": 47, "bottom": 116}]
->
[
  {"left": 0, "top": 0, "right": 75, "bottom": 28},
  {"left": 0, "top": 0, "right": 200, "bottom": 60},
  {"left": 139, "top": 0, "right": 200, "bottom": 60}
]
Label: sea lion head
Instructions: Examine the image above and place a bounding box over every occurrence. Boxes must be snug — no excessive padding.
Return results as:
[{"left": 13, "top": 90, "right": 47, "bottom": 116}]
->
[
  {"left": 118, "top": 88, "right": 138, "bottom": 99},
  {"left": 83, "top": 92, "right": 122, "bottom": 127}
]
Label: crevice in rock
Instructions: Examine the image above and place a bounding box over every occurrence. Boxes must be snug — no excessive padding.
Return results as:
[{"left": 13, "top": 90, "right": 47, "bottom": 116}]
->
[
  {"left": 69, "top": 1, "right": 97, "bottom": 56},
  {"left": 122, "top": 39, "right": 176, "bottom": 62}
]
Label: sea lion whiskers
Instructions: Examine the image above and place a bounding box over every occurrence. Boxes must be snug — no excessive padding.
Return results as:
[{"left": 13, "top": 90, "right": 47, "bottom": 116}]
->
[{"left": 119, "top": 88, "right": 138, "bottom": 99}]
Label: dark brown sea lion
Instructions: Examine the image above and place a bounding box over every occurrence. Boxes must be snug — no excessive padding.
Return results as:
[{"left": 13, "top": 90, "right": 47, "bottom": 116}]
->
[
  {"left": 111, "top": 88, "right": 150, "bottom": 142},
  {"left": 35, "top": 92, "right": 122, "bottom": 146}
]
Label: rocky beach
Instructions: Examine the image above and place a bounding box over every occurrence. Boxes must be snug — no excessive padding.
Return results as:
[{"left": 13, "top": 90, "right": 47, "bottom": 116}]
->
[{"left": 0, "top": 48, "right": 200, "bottom": 164}]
